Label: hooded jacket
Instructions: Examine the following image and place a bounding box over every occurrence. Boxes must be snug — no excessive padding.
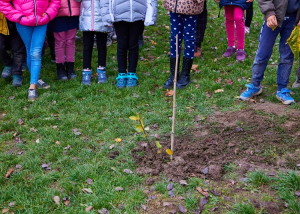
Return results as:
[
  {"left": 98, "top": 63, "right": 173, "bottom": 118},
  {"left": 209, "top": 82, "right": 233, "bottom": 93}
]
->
[
  {"left": 57, "top": 0, "right": 81, "bottom": 17},
  {"left": 0, "top": 12, "right": 9, "bottom": 35},
  {"left": 75, "top": 0, "right": 112, "bottom": 32},
  {"left": 164, "top": 0, "right": 205, "bottom": 15},
  {"left": 219, "top": 0, "right": 251, "bottom": 10},
  {"left": 0, "top": 0, "right": 60, "bottom": 27},
  {"left": 258, "top": 0, "right": 300, "bottom": 27},
  {"left": 102, "top": 0, "right": 158, "bottom": 26}
]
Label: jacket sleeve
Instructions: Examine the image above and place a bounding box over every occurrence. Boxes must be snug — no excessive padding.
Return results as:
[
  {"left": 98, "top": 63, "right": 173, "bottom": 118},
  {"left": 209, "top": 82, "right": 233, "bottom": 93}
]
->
[
  {"left": 44, "top": 0, "right": 61, "bottom": 21},
  {"left": 144, "top": 0, "right": 157, "bottom": 26},
  {"left": 100, "top": 0, "right": 114, "bottom": 25},
  {"left": 0, "top": 0, "right": 24, "bottom": 23},
  {"left": 257, "top": 0, "right": 276, "bottom": 20}
]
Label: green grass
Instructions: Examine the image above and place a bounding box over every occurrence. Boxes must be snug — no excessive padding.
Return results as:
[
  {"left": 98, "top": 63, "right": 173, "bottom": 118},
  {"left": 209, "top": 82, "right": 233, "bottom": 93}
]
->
[
  {"left": 247, "top": 171, "right": 272, "bottom": 187},
  {"left": 1, "top": 0, "right": 300, "bottom": 213}
]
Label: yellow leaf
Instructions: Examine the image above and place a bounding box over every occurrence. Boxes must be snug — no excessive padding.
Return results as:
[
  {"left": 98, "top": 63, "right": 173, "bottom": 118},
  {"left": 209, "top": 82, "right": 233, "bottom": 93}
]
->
[
  {"left": 129, "top": 116, "right": 138, "bottom": 121},
  {"left": 136, "top": 125, "right": 143, "bottom": 132},
  {"left": 214, "top": 89, "right": 224, "bottom": 93},
  {"left": 166, "top": 149, "right": 173, "bottom": 155},
  {"left": 151, "top": 40, "right": 157, "bottom": 45},
  {"left": 136, "top": 114, "right": 140, "bottom": 120},
  {"left": 287, "top": 25, "right": 300, "bottom": 58},
  {"left": 155, "top": 141, "right": 162, "bottom": 149},
  {"left": 271, "top": 26, "right": 277, "bottom": 31},
  {"left": 115, "top": 138, "right": 122, "bottom": 142},
  {"left": 157, "top": 148, "right": 163, "bottom": 154}
]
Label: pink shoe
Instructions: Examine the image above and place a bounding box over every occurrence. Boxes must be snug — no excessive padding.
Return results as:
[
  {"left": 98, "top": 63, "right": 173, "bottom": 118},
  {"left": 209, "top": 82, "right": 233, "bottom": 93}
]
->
[
  {"left": 223, "top": 46, "right": 236, "bottom": 58},
  {"left": 236, "top": 49, "right": 246, "bottom": 62}
]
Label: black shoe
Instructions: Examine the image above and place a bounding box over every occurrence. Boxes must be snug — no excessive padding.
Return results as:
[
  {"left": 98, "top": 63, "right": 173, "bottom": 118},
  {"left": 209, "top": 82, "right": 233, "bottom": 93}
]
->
[
  {"left": 163, "top": 57, "right": 179, "bottom": 89},
  {"left": 28, "top": 89, "right": 38, "bottom": 101},
  {"left": 66, "top": 62, "right": 77, "bottom": 80},
  {"left": 177, "top": 57, "right": 193, "bottom": 89},
  {"left": 138, "top": 34, "right": 144, "bottom": 48},
  {"left": 56, "top": 63, "right": 68, "bottom": 81}
]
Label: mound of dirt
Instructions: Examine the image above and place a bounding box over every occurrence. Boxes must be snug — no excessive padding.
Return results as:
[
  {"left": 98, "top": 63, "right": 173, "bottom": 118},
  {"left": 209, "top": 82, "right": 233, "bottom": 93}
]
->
[{"left": 132, "top": 104, "right": 300, "bottom": 182}]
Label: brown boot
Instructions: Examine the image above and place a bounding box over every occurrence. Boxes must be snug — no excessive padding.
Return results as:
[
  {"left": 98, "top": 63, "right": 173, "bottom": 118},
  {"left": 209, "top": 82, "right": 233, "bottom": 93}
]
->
[{"left": 194, "top": 47, "right": 202, "bottom": 58}]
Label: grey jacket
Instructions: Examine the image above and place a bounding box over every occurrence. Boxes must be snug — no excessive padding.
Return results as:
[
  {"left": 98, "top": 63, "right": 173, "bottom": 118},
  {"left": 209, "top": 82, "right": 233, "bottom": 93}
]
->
[
  {"left": 258, "top": 0, "right": 300, "bottom": 27},
  {"left": 75, "top": 0, "right": 112, "bottom": 32},
  {"left": 102, "top": 0, "right": 157, "bottom": 26}
]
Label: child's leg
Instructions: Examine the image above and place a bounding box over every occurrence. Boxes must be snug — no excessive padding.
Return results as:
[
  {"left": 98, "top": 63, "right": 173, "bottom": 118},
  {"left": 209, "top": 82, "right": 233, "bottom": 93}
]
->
[
  {"left": 114, "top": 21, "right": 129, "bottom": 73},
  {"left": 183, "top": 14, "right": 198, "bottom": 59},
  {"left": 0, "top": 34, "right": 13, "bottom": 67},
  {"left": 252, "top": 22, "right": 279, "bottom": 87},
  {"left": 9, "top": 28, "right": 25, "bottom": 76},
  {"left": 195, "top": 1, "right": 207, "bottom": 50},
  {"left": 128, "top": 20, "right": 143, "bottom": 73},
  {"left": 245, "top": 3, "right": 253, "bottom": 28},
  {"left": 47, "top": 31, "right": 56, "bottom": 61},
  {"left": 65, "top": 28, "right": 77, "bottom": 63},
  {"left": 54, "top": 31, "right": 66, "bottom": 64},
  {"left": 95, "top": 32, "right": 107, "bottom": 67},
  {"left": 16, "top": 24, "right": 34, "bottom": 74},
  {"left": 29, "top": 25, "right": 47, "bottom": 85},
  {"left": 277, "top": 16, "right": 296, "bottom": 91},
  {"left": 224, "top": 5, "right": 235, "bottom": 47},
  {"left": 82, "top": 31, "right": 94, "bottom": 69},
  {"left": 233, "top": 6, "right": 245, "bottom": 49},
  {"left": 170, "top": 12, "right": 184, "bottom": 58}
]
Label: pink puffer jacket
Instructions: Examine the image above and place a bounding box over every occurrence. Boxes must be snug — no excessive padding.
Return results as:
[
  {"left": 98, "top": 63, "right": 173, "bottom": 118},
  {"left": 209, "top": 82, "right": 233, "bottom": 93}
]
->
[
  {"left": 0, "top": 0, "right": 61, "bottom": 27},
  {"left": 57, "top": 0, "right": 80, "bottom": 17}
]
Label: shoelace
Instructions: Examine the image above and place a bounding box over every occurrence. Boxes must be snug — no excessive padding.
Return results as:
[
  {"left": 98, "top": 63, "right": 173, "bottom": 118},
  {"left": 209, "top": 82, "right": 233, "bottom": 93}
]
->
[
  {"left": 28, "top": 90, "right": 36, "bottom": 96},
  {"left": 38, "top": 79, "right": 45, "bottom": 85}
]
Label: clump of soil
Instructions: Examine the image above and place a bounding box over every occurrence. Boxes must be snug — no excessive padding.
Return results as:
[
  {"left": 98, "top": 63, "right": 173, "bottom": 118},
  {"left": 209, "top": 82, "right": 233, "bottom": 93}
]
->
[{"left": 132, "top": 104, "right": 300, "bottom": 182}]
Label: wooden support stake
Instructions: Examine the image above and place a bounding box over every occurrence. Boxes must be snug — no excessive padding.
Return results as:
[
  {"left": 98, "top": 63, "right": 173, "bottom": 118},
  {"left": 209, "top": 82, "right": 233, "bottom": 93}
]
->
[{"left": 171, "top": 35, "right": 179, "bottom": 160}]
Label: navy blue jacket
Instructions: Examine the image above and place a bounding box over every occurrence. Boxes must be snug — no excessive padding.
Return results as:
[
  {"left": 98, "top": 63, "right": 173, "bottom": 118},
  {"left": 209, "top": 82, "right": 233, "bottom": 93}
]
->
[{"left": 219, "top": 0, "right": 251, "bottom": 10}]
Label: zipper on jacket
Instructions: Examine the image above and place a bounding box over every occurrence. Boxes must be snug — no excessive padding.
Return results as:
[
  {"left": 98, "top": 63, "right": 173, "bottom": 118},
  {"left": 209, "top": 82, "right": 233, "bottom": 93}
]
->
[
  {"left": 130, "top": 0, "right": 133, "bottom": 22},
  {"left": 33, "top": 0, "right": 38, "bottom": 26},
  {"left": 174, "top": 0, "right": 178, "bottom": 13},
  {"left": 91, "top": 0, "right": 94, "bottom": 31},
  {"left": 67, "top": 0, "right": 72, "bottom": 16}
]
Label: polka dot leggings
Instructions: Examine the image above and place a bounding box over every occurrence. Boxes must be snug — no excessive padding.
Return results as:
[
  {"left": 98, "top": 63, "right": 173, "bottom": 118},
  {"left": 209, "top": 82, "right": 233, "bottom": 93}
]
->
[{"left": 169, "top": 12, "right": 198, "bottom": 59}]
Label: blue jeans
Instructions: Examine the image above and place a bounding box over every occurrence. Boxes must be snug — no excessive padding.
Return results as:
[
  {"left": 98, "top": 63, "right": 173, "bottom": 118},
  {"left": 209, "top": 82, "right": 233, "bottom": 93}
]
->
[
  {"left": 16, "top": 24, "right": 47, "bottom": 85},
  {"left": 170, "top": 12, "right": 198, "bottom": 59},
  {"left": 252, "top": 16, "right": 295, "bottom": 91}
]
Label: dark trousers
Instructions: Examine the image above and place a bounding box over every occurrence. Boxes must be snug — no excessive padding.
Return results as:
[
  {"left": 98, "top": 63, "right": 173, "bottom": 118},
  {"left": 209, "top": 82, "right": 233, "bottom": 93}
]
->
[
  {"left": 252, "top": 16, "right": 295, "bottom": 91},
  {"left": 0, "top": 28, "right": 25, "bottom": 76},
  {"left": 195, "top": 1, "right": 207, "bottom": 49},
  {"left": 245, "top": 2, "right": 253, "bottom": 28},
  {"left": 114, "top": 21, "right": 143, "bottom": 73},
  {"left": 82, "top": 31, "right": 107, "bottom": 69},
  {"left": 47, "top": 31, "right": 55, "bottom": 59}
]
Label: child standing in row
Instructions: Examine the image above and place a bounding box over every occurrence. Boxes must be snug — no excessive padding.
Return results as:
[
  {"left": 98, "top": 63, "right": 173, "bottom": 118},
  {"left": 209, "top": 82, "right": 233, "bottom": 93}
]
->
[
  {"left": 0, "top": 0, "right": 60, "bottom": 101},
  {"left": 217, "top": 0, "right": 253, "bottom": 62},
  {"left": 103, "top": 0, "right": 158, "bottom": 88},
  {"left": 76, "top": 0, "right": 112, "bottom": 86},
  {"left": 48, "top": 0, "right": 80, "bottom": 81},
  {"left": 0, "top": 11, "right": 25, "bottom": 87}
]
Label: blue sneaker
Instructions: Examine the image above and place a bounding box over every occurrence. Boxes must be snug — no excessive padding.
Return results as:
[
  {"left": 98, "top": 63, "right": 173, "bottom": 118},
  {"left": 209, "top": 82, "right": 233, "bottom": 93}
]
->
[
  {"left": 116, "top": 73, "right": 127, "bottom": 88},
  {"left": 12, "top": 75, "right": 23, "bottom": 87},
  {"left": 82, "top": 70, "right": 92, "bottom": 86},
  {"left": 240, "top": 83, "right": 262, "bottom": 100},
  {"left": 126, "top": 73, "right": 138, "bottom": 87},
  {"left": 276, "top": 88, "right": 294, "bottom": 105},
  {"left": 2, "top": 66, "right": 12, "bottom": 79},
  {"left": 97, "top": 67, "right": 108, "bottom": 83}
]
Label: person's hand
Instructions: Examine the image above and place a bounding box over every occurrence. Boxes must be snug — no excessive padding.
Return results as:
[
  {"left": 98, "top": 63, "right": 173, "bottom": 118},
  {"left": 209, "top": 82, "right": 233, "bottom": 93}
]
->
[
  {"left": 267, "top": 15, "right": 278, "bottom": 29},
  {"left": 42, "top": 13, "right": 46, "bottom": 17},
  {"left": 298, "top": 20, "right": 300, "bottom": 26},
  {"left": 246, "top": 0, "right": 253, "bottom": 2}
]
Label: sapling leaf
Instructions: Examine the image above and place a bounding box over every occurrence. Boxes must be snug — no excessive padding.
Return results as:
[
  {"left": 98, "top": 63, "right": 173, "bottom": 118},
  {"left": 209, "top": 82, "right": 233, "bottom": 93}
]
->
[
  {"left": 136, "top": 125, "right": 144, "bottom": 132},
  {"left": 155, "top": 141, "right": 162, "bottom": 149},
  {"left": 136, "top": 114, "right": 140, "bottom": 120},
  {"left": 166, "top": 149, "right": 173, "bottom": 155},
  {"left": 129, "top": 116, "right": 138, "bottom": 121}
]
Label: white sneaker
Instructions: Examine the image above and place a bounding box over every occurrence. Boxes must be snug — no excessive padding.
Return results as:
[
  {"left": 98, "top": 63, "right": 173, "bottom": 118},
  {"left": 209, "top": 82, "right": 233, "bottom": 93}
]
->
[{"left": 245, "top": 27, "right": 250, "bottom": 34}]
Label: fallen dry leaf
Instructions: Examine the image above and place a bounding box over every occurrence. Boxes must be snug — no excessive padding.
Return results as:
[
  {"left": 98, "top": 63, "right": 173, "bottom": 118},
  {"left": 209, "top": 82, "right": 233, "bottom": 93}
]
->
[
  {"left": 114, "top": 187, "right": 124, "bottom": 191},
  {"left": 85, "top": 206, "right": 93, "bottom": 212},
  {"left": 17, "top": 118, "right": 24, "bottom": 125},
  {"left": 2, "top": 208, "right": 9, "bottom": 214},
  {"left": 151, "top": 40, "right": 157, "bottom": 45},
  {"left": 5, "top": 169, "right": 13, "bottom": 178},
  {"left": 87, "top": 178, "right": 93, "bottom": 185},
  {"left": 178, "top": 205, "right": 187, "bottom": 213},
  {"left": 115, "top": 138, "right": 122, "bottom": 142},
  {"left": 196, "top": 187, "right": 209, "bottom": 197},
  {"left": 191, "top": 64, "right": 198, "bottom": 71},
  {"left": 214, "top": 89, "right": 224, "bottom": 93},
  {"left": 30, "top": 127, "right": 38, "bottom": 132},
  {"left": 165, "top": 89, "right": 174, "bottom": 97},
  {"left": 63, "top": 197, "right": 70, "bottom": 206},
  {"left": 53, "top": 196, "right": 60, "bottom": 205},
  {"left": 200, "top": 197, "right": 209, "bottom": 209}
]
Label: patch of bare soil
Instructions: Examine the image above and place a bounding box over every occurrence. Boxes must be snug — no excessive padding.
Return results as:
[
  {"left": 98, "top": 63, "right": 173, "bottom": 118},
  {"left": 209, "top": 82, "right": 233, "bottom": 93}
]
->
[{"left": 132, "top": 102, "right": 300, "bottom": 182}]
